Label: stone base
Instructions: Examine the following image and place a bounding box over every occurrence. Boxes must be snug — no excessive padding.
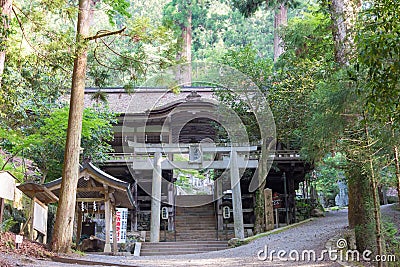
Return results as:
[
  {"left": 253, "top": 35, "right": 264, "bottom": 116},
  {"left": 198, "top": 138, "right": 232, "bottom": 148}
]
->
[{"left": 104, "top": 243, "right": 111, "bottom": 253}]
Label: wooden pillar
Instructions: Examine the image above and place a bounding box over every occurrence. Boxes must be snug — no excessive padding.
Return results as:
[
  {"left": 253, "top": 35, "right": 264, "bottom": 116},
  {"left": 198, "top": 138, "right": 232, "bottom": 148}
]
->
[
  {"left": 104, "top": 196, "right": 111, "bottom": 252},
  {"left": 167, "top": 183, "right": 174, "bottom": 231},
  {"left": 264, "top": 189, "right": 274, "bottom": 231},
  {"left": 29, "top": 197, "right": 36, "bottom": 240},
  {"left": 0, "top": 198, "right": 4, "bottom": 225},
  {"left": 112, "top": 205, "right": 117, "bottom": 254},
  {"left": 216, "top": 177, "right": 223, "bottom": 231},
  {"left": 150, "top": 152, "right": 162, "bottom": 242},
  {"left": 133, "top": 181, "right": 138, "bottom": 231},
  {"left": 230, "top": 150, "right": 244, "bottom": 239},
  {"left": 76, "top": 209, "right": 83, "bottom": 246}
]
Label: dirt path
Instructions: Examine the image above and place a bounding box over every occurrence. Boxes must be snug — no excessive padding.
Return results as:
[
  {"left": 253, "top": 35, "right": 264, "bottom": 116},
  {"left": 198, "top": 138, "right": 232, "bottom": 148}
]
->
[
  {"left": 28, "top": 209, "right": 350, "bottom": 267},
  {"left": 5, "top": 205, "right": 398, "bottom": 267}
]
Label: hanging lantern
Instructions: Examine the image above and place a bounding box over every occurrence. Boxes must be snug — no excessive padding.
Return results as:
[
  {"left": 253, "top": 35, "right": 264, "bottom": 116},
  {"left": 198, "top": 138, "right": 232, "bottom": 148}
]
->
[
  {"left": 93, "top": 201, "right": 97, "bottom": 212},
  {"left": 81, "top": 202, "right": 85, "bottom": 212}
]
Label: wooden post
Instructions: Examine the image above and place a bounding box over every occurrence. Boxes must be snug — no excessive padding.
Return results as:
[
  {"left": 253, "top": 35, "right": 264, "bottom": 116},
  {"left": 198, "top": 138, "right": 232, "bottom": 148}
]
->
[
  {"left": 216, "top": 178, "right": 223, "bottom": 231},
  {"left": 167, "top": 183, "right": 174, "bottom": 231},
  {"left": 150, "top": 152, "right": 162, "bottom": 242},
  {"left": 283, "top": 172, "right": 289, "bottom": 225},
  {"left": 264, "top": 189, "right": 274, "bottom": 231},
  {"left": 76, "top": 210, "right": 83, "bottom": 246},
  {"left": 112, "top": 205, "right": 118, "bottom": 254},
  {"left": 29, "top": 197, "right": 36, "bottom": 240},
  {"left": 230, "top": 150, "right": 244, "bottom": 239},
  {"left": 132, "top": 181, "right": 138, "bottom": 231},
  {"left": 104, "top": 196, "right": 111, "bottom": 252},
  {"left": 0, "top": 198, "right": 4, "bottom": 224}
]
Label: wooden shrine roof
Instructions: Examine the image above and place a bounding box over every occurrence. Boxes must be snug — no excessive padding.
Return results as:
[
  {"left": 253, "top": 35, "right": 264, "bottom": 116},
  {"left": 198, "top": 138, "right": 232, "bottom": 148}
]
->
[
  {"left": 17, "top": 182, "right": 59, "bottom": 205},
  {"left": 19, "top": 163, "right": 135, "bottom": 208},
  {"left": 69, "top": 87, "right": 217, "bottom": 114}
]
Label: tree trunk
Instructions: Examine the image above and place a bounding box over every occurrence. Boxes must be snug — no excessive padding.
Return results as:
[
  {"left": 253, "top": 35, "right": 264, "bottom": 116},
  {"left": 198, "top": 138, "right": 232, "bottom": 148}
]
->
[
  {"left": 273, "top": 3, "right": 287, "bottom": 62},
  {"left": 0, "top": 0, "right": 13, "bottom": 85},
  {"left": 51, "top": 0, "right": 91, "bottom": 253},
  {"left": 393, "top": 145, "right": 400, "bottom": 205},
  {"left": 346, "top": 161, "right": 377, "bottom": 255},
  {"left": 327, "top": 0, "right": 381, "bottom": 258},
  {"left": 176, "top": 9, "right": 192, "bottom": 85},
  {"left": 364, "top": 119, "right": 384, "bottom": 266},
  {"left": 390, "top": 120, "right": 400, "bottom": 204},
  {"left": 328, "top": 0, "right": 361, "bottom": 65},
  {"left": 254, "top": 179, "right": 266, "bottom": 234}
]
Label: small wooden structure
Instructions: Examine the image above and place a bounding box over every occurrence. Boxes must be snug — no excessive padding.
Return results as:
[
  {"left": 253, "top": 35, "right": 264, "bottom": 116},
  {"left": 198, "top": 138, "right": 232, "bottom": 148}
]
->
[
  {"left": 17, "top": 182, "right": 59, "bottom": 243},
  {"left": 0, "top": 171, "right": 19, "bottom": 223},
  {"left": 19, "top": 162, "right": 135, "bottom": 253}
]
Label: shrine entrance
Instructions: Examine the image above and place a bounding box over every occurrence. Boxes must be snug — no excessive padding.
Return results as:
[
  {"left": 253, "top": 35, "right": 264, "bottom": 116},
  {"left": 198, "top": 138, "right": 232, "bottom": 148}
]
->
[
  {"left": 19, "top": 162, "right": 135, "bottom": 253},
  {"left": 128, "top": 142, "right": 258, "bottom": 242}
]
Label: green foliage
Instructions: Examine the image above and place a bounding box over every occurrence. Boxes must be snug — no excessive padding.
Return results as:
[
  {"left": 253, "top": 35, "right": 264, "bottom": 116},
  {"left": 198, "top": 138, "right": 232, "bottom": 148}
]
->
[
  {"left": 0, "top": 154, "right": 27, "bottom": 182},
  {"left": 103, "top": 0, "right": 131, "bottom": 25},
  {"left": 357, "top": 0, "right": 400, "bottom": 124},
  {"left": 87, "top": 15, "right": 178, "bottom": 88},
  {"left": 1, "top": 218, "right": 17, "bottom": 233},
  {"left": 221, "top": 45, "right": 273, "bottom": 87},
  {"left": 1, "top": 203, "right": 26, "bottom": 233},
  {"left": 314, "top": 153, "right": 346, "bottom": 202},
  {"left": 268, "top": 5, "right": 334, "bottom": 146},
  {"left": 161, "top": 0, "right": 277, "bottom": 60},
  {"left": 382, "top": 218, "right": 400, "bottom": 265},
  {"left": 1, "top": 0, "right": 180, "bottom": 183},
  {"left": 232, "top": 0, "right": 301, "bottom": 17},
  {"left": 23, "top": 106, "right": 116, "bottom": 182}
]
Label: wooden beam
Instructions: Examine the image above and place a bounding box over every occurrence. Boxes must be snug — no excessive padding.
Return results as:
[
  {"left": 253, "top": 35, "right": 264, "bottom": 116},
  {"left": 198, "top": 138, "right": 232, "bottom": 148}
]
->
[
  {"left": 76, "top": 198, "right": 105, "bottom": 202},
  {"left": 86, "top": 170, "right": 127, "bottom": 192},
  {"left": 131, "top": 158, "right": 258, "bottom": 170},
  {"left": 128, "top": 142, "right": 257, "bottom": 153},
  {"left": 77, "top": 187, "right": 105, "bottom": 193}
]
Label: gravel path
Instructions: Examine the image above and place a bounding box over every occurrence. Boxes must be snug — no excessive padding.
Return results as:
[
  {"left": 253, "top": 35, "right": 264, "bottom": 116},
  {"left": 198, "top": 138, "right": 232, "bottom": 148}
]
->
[
  {"left": 30, "top": 209, "right": 350, "bottom": 267},
  {"left": 5, "top": 205, "right": 398, "bottom": 267}
]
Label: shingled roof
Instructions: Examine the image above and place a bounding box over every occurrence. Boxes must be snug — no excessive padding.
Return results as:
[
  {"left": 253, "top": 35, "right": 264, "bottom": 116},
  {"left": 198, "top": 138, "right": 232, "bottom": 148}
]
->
[
  {"left": 44, "top": 162, "right": 135, "bottom": 209},
  {"left": 70, "top": 87, "right": 217, "bottom": 114}
]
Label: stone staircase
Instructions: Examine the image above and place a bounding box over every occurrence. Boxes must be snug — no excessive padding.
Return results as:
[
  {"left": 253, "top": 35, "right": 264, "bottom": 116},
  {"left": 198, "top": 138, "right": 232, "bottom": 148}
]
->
[
  {"left": 175, "top": 195, "right": 217, "bottom": 241},
  {"left": 140, "top": 240, "right": 228, "bottom": 256},
  {"left": 140, "top": 195, "right": 228, "bottom": 256}
]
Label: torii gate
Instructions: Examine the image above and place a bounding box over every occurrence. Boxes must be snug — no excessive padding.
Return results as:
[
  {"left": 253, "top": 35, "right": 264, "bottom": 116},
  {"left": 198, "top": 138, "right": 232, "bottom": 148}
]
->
[{"left": 128, "top": 141, "right": 258, "bottom": 241}]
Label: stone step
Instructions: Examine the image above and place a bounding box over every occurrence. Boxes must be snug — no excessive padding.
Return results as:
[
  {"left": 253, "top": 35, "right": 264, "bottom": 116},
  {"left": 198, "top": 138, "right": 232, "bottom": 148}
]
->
[
  {"left": 175, "top": 195, "right": 214, "bottom": 206},
  {"left": 175, "top": 220, "right": 216, "bottom": 225},
  {"left": 175, "top": 209, "right": 215, "bottom": 214},
  {"left": 170, "top": 196, "right": 218, "bottom": 243},
  {"left": 175, "top": 228, "right": 216, "bottom": 231},
  {"left": 175, "top": 215, "right": 215, "bottom": 219},
  {"left": 140, "top": 241, "right": 227, "bottom": 256},
  {"left": 141, "top": 241, "right": 226, "bottom": 246}
]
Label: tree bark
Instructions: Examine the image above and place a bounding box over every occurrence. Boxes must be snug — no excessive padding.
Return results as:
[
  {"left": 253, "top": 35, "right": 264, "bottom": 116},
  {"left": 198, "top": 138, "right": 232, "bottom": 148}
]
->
[
  {"left": 51, "top": 0, "right": 91, "bottom": 253},
  {"left": 328, "top": 0, "right": 361, "bottom": 65},
  {"left": 254, "top": 179, "right": 266, "bottom": 234},
  {"left": 364, "top": 119, "right": 384, "bottom": 266},
  {"left": 273, "top": 3, "right": 287, "bottom": 62},
  {"left": 181, "top": 11, "right": 192, "bottom": 85},
  {"left": 393, "top": 145, "right": 400, "bottom": 205},
  {"left": 346, "top": 161, "right": 378, "bottom": 255},
  {"left": 176, "top": 5, "right": 192, "bottom": 85},
  {"left": 0, "top": 0, "right": 13, "bottom": 85}
]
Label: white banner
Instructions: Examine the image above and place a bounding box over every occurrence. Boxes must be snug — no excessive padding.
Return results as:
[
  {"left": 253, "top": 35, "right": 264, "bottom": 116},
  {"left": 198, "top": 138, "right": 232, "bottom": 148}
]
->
[{"left": 110, "top": 208, "right": 128, "bottom": 244}]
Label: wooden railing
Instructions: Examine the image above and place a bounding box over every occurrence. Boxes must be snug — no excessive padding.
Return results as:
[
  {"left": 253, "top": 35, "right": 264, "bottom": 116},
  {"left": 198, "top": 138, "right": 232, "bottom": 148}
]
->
[{"left": 105, "top": 150, "right": 301, "bottom": 162}]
